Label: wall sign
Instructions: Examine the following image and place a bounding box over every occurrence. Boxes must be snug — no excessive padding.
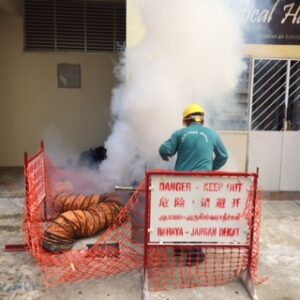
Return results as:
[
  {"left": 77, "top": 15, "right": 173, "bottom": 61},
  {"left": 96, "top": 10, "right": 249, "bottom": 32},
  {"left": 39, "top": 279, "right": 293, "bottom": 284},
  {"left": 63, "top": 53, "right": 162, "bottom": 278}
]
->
[{"left": 229, "top": 0, "right": 300, "bottom": 45}]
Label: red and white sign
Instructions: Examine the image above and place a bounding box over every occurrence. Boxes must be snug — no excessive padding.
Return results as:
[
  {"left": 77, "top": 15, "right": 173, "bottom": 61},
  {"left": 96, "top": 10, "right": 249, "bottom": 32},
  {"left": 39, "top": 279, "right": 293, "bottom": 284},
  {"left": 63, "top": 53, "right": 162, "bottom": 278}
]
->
[{"left": 149, "top": 174, "right": 253, "bottom": 245}]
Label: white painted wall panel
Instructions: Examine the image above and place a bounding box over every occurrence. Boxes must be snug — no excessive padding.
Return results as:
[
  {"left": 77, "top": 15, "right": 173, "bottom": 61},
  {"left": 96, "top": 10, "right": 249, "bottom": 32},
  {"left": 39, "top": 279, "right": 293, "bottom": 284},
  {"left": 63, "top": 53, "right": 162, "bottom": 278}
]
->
[
  {"left": 219, "top": 132, "right": 248, "bottom": 173},
  {"left": 280, "top": 132, "right": 300, "bottom": 191},
  {"left": 248, "top": 132, "right": 283, "bottom": 191}
]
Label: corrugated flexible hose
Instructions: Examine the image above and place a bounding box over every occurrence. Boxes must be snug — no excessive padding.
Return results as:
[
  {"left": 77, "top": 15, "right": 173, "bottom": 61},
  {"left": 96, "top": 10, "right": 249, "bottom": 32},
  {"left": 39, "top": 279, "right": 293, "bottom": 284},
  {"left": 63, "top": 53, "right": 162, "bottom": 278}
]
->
[{"left": 42, "top": 192, "right": 127, "bottom": 252}]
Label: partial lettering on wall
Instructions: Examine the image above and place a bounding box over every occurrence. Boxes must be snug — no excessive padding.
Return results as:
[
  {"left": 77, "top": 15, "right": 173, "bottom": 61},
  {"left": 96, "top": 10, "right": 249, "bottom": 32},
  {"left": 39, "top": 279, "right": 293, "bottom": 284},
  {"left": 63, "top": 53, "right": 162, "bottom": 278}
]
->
[{"left": 228, "top": 0, "right": 300, "bottom": 45}]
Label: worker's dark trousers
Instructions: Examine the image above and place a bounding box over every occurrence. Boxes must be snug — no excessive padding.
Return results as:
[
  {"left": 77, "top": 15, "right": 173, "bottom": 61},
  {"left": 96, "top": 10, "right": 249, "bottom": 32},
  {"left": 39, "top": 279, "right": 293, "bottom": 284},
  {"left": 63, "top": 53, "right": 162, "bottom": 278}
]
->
[{"left": 174, "top": 247, "right": 205, "bottom": 266}]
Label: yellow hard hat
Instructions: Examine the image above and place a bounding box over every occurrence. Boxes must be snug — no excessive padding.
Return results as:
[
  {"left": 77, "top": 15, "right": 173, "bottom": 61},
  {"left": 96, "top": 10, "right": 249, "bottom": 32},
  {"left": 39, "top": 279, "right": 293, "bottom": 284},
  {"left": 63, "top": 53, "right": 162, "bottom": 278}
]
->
[{"left": 183, "top": 104, "right": 205, "bottom": 119}]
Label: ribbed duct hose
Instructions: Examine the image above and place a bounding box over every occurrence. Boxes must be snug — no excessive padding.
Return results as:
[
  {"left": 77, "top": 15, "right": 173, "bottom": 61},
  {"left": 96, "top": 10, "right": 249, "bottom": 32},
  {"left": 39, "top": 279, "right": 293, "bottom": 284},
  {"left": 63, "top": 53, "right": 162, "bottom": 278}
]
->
[{"left": 42, "top": 193, "right": 127, "bottom": 252}]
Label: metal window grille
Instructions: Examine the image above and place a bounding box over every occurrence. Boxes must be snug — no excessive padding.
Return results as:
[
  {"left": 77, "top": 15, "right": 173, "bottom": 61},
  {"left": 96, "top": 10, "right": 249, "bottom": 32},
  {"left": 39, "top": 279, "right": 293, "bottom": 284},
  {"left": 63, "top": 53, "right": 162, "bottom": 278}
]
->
[
  {"left": 250, "top": 58, "right": 300, "bottom": 131},
  {"left": 24, "top": 0, "right": 126, "bottom": 54},
  {"left": 251, "top": 59, "right": 287, "bottom": 131},
  {"left": 213, "top": 57, "right": 300, "bottom": 132}
]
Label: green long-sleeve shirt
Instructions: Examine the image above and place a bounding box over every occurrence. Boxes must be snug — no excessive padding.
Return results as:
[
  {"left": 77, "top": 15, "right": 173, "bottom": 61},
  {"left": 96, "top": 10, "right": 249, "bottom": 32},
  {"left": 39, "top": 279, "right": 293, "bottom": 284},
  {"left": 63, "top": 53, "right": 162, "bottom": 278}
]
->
[{"left": 159, "top": 123, "right": 228, "bottom": 171}]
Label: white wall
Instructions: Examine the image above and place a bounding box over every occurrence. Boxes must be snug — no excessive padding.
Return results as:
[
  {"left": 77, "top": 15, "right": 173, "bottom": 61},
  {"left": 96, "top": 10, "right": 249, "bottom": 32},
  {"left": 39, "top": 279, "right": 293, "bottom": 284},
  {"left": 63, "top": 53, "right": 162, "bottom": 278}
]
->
[
  {"left": 248, "top": 131, "right": 300, "bottom": 191},
  {"left": 127, "top": 0, "right": 145, "bottom": 50},
  {"left": 220, "top": 132, "right": 248, "bottom": 173},
  {"left": 0, "top": 14, "right": 119, "bottom": 166}
]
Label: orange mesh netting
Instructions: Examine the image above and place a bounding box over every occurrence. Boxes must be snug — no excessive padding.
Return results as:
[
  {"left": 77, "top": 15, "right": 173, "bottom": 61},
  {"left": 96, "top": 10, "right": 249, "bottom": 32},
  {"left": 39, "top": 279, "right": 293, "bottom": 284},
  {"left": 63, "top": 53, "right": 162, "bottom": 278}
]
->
[
  {"left": 142, "top": 171, "right": 263, "bottom": 291},
  {"left": 145, "top": 246, "right": 249, "bottom": 290},
  {"left": 24, "top": 145, "right": 146, "bottom": 287},
  {"left": 24, "top": 144, "right": 262, "bottom": 290}
]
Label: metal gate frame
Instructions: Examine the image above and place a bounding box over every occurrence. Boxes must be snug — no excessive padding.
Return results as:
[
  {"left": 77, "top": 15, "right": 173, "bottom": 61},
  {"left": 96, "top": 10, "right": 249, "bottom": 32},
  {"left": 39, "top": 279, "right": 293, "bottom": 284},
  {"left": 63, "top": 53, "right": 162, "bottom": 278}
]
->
[{"left": 246, "top": 57, "right": 300, "bottom": 191}]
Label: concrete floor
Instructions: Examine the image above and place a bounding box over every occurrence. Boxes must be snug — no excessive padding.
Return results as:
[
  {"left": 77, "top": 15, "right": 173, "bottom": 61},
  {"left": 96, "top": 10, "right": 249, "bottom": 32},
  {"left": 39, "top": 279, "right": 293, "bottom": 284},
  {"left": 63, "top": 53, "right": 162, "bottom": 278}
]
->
[{"left": 0, "top": 167, "right": 300, "bottom": 300}]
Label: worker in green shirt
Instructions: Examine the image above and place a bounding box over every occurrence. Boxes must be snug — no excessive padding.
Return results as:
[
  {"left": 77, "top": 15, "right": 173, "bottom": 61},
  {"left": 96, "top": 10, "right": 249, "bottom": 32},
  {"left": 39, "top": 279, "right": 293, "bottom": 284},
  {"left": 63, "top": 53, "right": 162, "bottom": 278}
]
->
[
  {"left": 159, "top": 103, "right": 228, "bottom": 266},
  {"left": 159, "top": 104, "right": 228, "bottom": 171}
]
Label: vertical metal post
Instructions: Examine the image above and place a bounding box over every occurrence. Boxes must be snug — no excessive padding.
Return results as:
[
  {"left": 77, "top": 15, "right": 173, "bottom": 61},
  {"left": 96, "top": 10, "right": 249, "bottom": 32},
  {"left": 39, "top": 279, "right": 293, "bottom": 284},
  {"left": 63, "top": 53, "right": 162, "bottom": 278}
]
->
[
  {"left": 143, "top": 172, "right": 151, "bottom": 299},
  {"left": 23, "top": 151, "right": 31, "bottom": 249},
  {"left": 283, "top": 60, "right": 291, "bottom": 131},
  {"left": 279, "top": 60, "right": 291, "bottom": 190},
  {"left": 240, "top": 170, "right": 259, "bottom": 300},
  {"left": 247, "top": 170, "right": 258, "bottom": 271},
  {"left": 246, "top": 57, "right": 255, "bottom": 172},
  {"left": 40, "top": 141, "right": 48, "bottom": 221},
  {"left": 24, "top": 152, "right": 29, "bottom": 199},
  {"left": 144, "top": 172, "right": 151, "bottom": 270}
]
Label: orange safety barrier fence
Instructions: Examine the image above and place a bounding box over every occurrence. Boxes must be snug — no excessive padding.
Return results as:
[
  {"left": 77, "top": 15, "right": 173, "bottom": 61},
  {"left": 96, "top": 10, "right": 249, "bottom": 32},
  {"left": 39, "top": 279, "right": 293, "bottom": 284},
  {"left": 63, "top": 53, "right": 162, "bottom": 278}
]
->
[
  {"left": 143, "top": 170, "right": 262, "bottom": 292},
  {"left": 23, "top": 143, "right": 146, "bottom": 287},
  {"left": 23, "top": 143, "right": 262, "bottom": 292}
]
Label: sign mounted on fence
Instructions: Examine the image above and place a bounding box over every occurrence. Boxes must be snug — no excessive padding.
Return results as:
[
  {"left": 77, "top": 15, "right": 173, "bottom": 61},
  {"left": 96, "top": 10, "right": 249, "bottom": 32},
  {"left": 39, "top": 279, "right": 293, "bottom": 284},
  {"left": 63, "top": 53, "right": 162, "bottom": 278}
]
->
[{"left": 148, "top": 173, "right": 254, "bottom": 245}]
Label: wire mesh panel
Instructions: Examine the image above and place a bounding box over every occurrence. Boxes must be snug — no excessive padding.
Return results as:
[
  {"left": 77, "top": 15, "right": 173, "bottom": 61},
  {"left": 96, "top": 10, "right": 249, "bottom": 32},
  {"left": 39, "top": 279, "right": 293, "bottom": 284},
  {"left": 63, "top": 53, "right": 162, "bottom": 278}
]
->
[
  {"left": 251, "top": 59, "right": 288, "bottom": 131},
  {"left": 146, "top": 245, "right": 249, "bottom": 290}
]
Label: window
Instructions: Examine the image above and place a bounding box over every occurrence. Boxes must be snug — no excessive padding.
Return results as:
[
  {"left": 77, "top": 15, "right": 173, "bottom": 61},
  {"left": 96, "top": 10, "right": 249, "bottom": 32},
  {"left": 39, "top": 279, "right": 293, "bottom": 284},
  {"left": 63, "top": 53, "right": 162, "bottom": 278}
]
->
[
  {"left": 250, "top": 59, "right": 300, "bottom": 131},
  {"left": 251, "top": 59, "right": 287, "bottom": 131},
  {"left": 211, "top": 58, "right": 300, "bottom": 131},
  {"left": 24, "top": 0, "right": 126, "bottom": 53}
]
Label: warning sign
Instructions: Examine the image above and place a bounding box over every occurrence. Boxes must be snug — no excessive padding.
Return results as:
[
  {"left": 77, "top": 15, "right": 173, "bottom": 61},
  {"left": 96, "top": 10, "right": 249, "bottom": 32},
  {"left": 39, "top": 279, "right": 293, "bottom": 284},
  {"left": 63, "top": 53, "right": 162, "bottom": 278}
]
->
[{"left": 148, "top": 174, "right": 254, "bottom": 245}]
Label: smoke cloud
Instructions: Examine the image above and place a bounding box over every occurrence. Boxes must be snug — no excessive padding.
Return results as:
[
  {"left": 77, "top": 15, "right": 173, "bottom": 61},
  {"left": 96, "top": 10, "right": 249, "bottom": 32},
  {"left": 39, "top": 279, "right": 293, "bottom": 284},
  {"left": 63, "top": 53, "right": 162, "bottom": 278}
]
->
[{"left": 96, "top": 0, "right": 249, "bottom": 192}]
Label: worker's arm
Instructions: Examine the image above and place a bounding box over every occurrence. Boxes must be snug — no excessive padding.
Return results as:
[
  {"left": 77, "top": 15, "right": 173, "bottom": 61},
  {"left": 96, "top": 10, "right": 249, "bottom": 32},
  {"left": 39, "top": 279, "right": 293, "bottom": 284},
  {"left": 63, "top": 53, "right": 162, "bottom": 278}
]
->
[
  {"left": 159, "top": 132, "right": 178, "bottom": 161},
  {"left": 212, "top": 135, "right": 228, "bottom": 170}
]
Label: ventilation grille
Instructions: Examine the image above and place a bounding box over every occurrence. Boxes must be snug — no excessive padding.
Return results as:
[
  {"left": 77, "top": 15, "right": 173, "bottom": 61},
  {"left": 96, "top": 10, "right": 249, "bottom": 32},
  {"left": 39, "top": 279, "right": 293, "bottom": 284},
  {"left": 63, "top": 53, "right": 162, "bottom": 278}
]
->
[
  {"left": 24, "top": 0, "right": 126, "bottom": 53},
  {"left": 86, "top": 1, "right": 114, "bottom": 52},
  {"left": 24, "top": 1, "right": 55, "bottom": 50}
]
